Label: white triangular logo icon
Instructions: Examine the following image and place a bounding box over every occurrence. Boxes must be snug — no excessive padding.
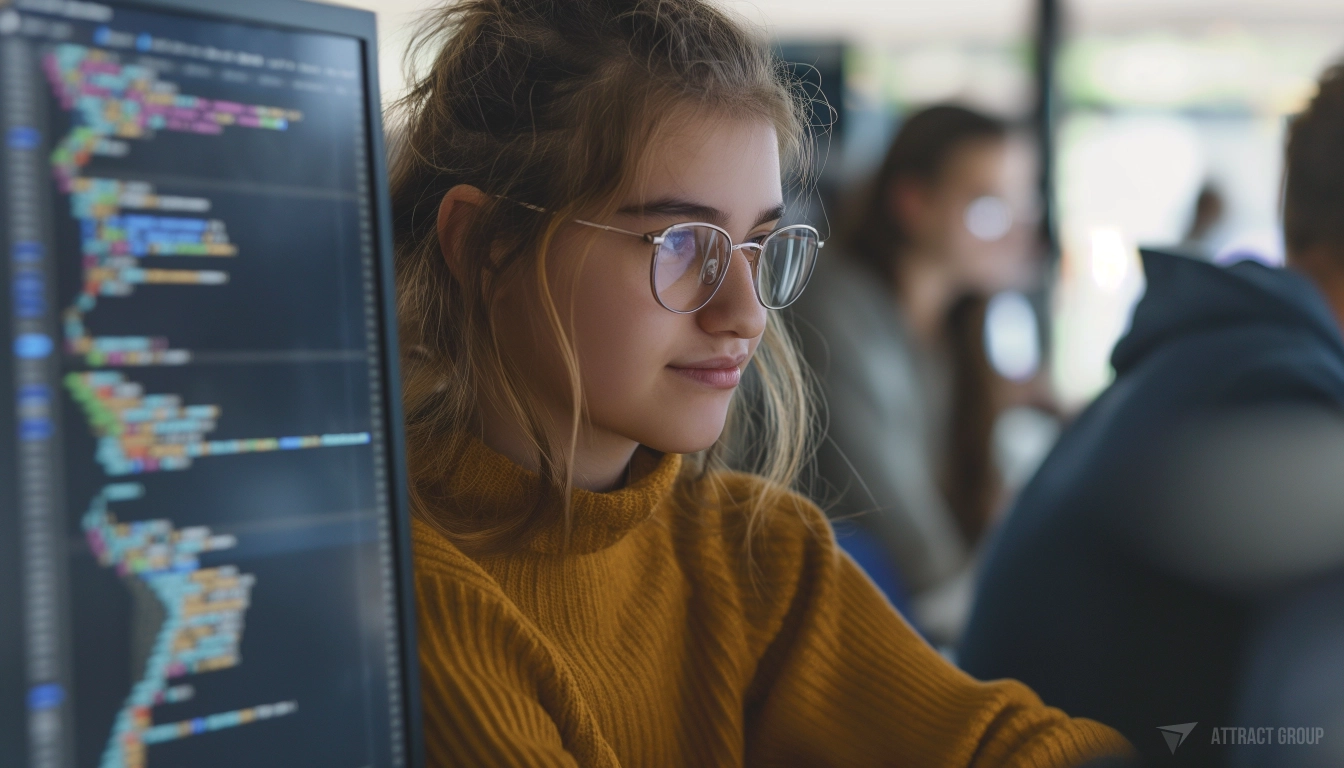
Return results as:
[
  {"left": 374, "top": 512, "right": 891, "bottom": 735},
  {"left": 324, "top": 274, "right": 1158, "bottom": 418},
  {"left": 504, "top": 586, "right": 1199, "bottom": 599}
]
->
[{"left": 1157, "top": 722, "right": 1198, "bottom": 754}]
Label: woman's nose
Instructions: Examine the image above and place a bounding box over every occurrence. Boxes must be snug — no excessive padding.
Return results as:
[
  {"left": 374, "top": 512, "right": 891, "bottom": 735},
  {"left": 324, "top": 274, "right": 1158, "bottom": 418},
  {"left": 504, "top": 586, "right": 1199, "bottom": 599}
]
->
[{"left": 696, "top": 247, "right": 767, "bottom": 339}]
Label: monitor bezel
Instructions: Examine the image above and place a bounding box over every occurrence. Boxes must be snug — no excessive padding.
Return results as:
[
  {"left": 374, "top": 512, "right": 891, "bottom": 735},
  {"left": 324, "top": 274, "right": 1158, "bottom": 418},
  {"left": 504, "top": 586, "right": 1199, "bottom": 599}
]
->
[{"left": 55, "top": 0, "right": 424, "bottom": 764}]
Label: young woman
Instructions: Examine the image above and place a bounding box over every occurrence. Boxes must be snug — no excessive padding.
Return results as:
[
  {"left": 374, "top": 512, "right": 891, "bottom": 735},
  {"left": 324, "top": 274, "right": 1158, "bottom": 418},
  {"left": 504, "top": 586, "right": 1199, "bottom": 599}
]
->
[{"left": 389, "top": 0, "right": 1133, "bottom": 764}]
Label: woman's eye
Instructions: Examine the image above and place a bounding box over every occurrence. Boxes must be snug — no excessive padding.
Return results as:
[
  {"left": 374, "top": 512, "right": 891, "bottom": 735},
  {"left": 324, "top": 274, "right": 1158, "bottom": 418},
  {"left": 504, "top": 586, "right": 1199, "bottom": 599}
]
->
[{"left": 659, "top": 230, "right": 697, "bottom": 264}]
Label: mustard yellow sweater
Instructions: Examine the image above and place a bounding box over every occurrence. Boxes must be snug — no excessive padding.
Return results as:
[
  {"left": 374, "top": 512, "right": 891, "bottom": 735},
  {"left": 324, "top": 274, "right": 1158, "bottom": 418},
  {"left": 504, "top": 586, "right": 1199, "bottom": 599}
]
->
[{"left": 413, "top": 437, "right": 1134, "bottom": 766}]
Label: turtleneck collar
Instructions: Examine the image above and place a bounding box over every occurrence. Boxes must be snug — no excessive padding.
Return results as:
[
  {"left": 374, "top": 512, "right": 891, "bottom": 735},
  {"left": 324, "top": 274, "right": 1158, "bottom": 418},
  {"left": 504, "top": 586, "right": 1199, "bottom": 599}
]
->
[{"left": 438, "top": 435, "right": 684, "bottom": 554}]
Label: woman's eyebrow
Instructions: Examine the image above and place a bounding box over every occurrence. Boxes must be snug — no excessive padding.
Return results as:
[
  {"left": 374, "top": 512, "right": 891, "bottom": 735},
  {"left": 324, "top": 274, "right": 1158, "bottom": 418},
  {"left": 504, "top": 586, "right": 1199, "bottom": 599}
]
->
[
  {"left": 617, "top": 199, "right": 787, "bottom": 230},
  {"left": 618, "top": 198, "right": 726, "bottom": 226},
  {"left": 754, "top": 203, "right": 786, "bottom": 228}
]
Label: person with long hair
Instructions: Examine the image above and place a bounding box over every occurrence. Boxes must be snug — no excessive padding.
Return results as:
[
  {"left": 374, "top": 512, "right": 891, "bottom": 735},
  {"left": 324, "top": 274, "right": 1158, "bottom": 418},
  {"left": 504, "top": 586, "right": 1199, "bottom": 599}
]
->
[
  {"left": 388, "top": 0, "right": 1128, "bottom": 763},
  {"left": 790, "top": 105, "right": 1040, "bottom": 645}
]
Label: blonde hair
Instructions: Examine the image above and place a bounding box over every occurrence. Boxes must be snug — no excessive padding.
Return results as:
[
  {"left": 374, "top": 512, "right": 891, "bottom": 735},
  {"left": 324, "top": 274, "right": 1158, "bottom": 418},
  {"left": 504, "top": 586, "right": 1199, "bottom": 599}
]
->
[{"left": 388, "top": 0, "right": 819, "bottom": 554}]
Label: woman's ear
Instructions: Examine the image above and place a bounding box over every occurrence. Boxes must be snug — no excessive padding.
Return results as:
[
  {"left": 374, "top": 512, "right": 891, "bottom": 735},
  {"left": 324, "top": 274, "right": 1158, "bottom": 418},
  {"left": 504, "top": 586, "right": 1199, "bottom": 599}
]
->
[{"left": 436, "top": 184, "right": 490, "bottom": 281}]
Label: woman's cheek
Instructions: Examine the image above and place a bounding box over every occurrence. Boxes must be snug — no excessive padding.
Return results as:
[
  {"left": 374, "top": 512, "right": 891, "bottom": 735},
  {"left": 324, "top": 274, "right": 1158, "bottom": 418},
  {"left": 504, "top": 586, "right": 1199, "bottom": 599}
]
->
[{"left": 572, "top": 278, "right": 669, "bottom": 393}]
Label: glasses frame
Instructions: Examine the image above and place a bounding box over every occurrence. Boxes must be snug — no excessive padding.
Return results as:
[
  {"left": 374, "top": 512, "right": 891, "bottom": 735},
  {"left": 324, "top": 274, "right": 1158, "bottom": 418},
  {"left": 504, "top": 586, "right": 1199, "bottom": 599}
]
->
[
  {"left": 567, "top": 214, "right": 825, "bottom": 314},
  {"left": 505, "top": 198, "right": 824, "bottom": 313},
  {"left": 505, "top": 200, "right": 817, "bottom": 313}
]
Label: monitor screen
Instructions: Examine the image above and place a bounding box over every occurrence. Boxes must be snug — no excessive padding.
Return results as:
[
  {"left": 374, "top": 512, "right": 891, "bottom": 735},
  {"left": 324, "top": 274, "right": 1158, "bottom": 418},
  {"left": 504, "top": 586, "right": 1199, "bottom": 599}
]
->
[{"left": 1, "top": 1, "right": 414, "bottom": 766}]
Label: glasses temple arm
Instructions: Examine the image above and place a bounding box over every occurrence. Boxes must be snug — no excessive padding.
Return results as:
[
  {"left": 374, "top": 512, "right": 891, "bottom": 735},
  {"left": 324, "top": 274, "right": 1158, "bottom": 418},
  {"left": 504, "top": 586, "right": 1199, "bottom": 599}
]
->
[
  {"left": 573, "top": 219, "right": 663, "bottom": 244},
  {"left": 499, "top": 195, "right": 663, "bottom": 244}
]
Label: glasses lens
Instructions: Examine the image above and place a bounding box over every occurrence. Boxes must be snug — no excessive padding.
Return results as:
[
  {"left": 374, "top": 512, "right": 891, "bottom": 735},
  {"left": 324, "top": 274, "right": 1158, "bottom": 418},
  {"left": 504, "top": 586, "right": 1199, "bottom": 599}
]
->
[
  {"left": 758, "top": 226, "right": 819, "bottom": 309},
  {"left": 653, "top": 225, "right": 729, "bottom": 312},
  {"left": 964, "top": 195, "right": 1013, "bottom": 242}
]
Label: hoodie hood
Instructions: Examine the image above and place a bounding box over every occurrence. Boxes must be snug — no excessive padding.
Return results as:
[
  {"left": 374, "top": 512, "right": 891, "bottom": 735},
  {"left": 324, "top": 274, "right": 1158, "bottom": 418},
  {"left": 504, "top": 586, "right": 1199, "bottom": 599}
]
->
[{"left": 1110, "top": 249, "right": 1344, "bottom": 375}]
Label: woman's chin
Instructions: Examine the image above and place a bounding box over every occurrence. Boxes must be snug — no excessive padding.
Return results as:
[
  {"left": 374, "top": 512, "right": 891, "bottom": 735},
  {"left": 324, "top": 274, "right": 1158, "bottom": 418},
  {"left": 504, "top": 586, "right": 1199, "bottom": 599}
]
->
[{"left": 633, "top": 414, "right": 729, "bottom": 456}]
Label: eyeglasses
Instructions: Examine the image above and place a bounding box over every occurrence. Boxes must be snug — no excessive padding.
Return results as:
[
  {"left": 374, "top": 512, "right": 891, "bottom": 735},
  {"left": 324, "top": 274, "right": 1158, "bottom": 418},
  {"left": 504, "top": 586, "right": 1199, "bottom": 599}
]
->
[
  {"left": 511, "top": 200, "right": 823, "bottom": 314},
  {"left": 964, "top": 195, "right": 1013, "bottom": 242},
  {"left": 963, "top": 194, "right": 1038, "bottom": 243}
]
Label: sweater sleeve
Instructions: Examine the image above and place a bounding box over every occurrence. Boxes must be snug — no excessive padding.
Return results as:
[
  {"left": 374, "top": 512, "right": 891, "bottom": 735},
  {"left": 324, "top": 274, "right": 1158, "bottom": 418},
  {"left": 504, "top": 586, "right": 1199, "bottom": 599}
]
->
[{"left": 742, "top": 505, "right": 1135, "bottom": 768}]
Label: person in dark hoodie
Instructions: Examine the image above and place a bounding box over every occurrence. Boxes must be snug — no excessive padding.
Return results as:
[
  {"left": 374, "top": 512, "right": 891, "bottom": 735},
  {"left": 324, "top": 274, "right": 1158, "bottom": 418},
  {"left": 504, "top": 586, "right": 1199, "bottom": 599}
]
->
[{"left": 958, "top": 62, "right": 1344, "bottom": 768}]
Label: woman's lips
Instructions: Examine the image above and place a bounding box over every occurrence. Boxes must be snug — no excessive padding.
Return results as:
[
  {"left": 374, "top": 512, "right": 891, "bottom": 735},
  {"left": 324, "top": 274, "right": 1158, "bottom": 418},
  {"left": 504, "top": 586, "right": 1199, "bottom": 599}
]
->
[
  {"left": 667, "top": 356, "right": 745, "bottom": 390},
  {"left": 669, "top": 365, "right": 741, "bottom": 389}
]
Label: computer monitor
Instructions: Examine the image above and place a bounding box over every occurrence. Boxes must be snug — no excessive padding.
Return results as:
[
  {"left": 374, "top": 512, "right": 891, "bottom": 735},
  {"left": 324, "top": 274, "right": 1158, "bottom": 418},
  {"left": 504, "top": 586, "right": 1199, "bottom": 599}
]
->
[{"left": 0, "top": 0, "right": 420, "bottom": 765}]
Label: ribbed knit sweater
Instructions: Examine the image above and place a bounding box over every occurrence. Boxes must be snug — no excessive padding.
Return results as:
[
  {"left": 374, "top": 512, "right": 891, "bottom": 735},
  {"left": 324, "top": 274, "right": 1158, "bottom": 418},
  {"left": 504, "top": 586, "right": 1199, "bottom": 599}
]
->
[{"left": 413, "top": 436, "right": 1134, "bottom": 766}]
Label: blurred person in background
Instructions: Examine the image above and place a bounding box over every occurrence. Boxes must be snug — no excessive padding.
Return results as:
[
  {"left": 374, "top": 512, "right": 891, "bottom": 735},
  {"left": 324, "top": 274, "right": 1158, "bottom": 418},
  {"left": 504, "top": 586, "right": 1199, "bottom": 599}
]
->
[
  {"left": 789, "top": 104, "right": 1042, "bottom": 646},
  {"left": 959, "top": 63, "right": 1344, "bottom": 767},
  {"left": 1177, "top": 182, "right": 1227, "bottom": 260}
]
